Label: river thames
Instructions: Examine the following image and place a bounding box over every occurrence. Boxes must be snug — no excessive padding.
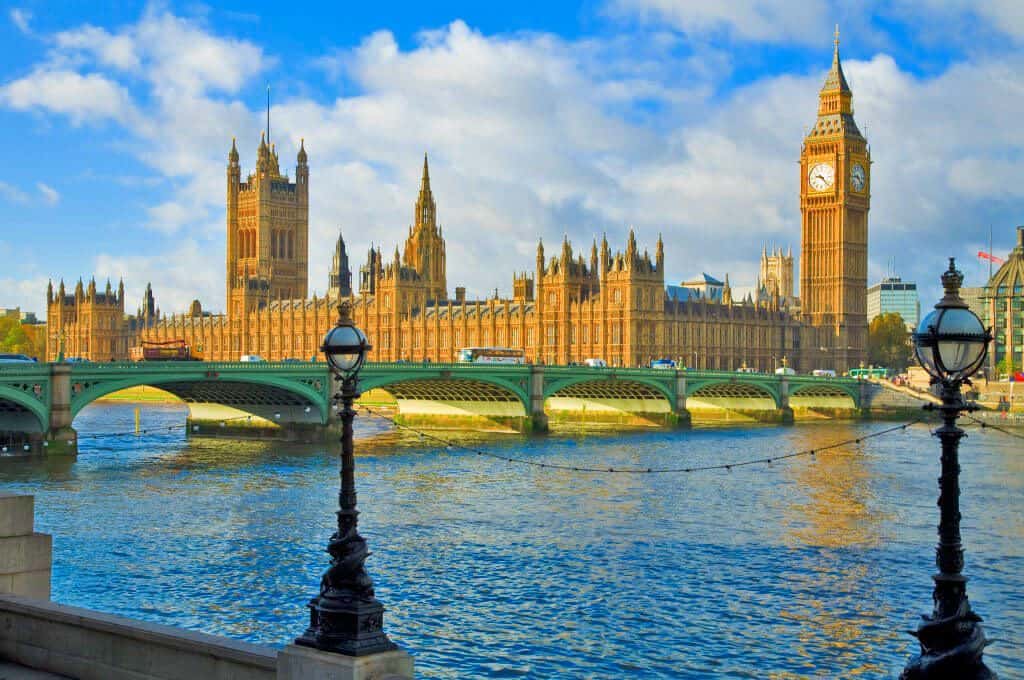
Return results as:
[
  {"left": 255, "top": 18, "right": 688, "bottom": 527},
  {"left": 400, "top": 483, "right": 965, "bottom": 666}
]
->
[{"left": 1, "top": 402, "right": 1021, "bottom": 678}]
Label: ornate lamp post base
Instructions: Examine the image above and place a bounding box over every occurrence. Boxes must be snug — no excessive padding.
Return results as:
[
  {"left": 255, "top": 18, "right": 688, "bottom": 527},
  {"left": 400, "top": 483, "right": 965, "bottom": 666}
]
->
[
  {"left": 296, "top": 594, "right": 397, "bottom": 656},
  {"left": 902, "top": 602, "right": 995, "bottom": 679}
]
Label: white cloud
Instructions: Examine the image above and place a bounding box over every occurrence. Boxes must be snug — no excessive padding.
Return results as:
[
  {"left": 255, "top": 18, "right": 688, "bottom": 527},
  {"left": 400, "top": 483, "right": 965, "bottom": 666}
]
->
[
  {"left": 9, "top": 8, "right": 31, "bottom": 35},
  {"left": 36, "top": 183, "right": 59, "bottom": 205},
  {"left": 94, "top": 240, "right": 223, "bottom": 315},
  {"left": 55, "top": 25, "right": 140, "bottom": 71},
  {"left": 0, "top": 181, "right": 29, "bottom": 204},
  {"left": 0, "top": 69, "right": 136, "bottom": 125}
]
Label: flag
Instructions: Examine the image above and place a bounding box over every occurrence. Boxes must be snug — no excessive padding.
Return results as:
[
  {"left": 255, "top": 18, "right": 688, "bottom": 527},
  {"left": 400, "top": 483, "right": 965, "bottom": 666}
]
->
[{"left": 978, "top": 250, "right": 1005, "bottom": 265}]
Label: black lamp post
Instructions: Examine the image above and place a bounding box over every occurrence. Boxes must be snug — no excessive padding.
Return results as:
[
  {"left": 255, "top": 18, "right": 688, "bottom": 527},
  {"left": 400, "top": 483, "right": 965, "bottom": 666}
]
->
[
  {"left": 902, "top": 259, "right": 996, "bottom": 680},
  {"left": 296, "top": 301, "right": 396, "bottom": 656}
]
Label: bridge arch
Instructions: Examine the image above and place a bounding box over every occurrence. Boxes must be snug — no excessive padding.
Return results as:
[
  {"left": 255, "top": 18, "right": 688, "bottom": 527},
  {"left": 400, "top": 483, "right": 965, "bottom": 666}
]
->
[
  {"left": 686, "top": 379, "right": 781, "bottom": 411},
  {"left": 0, "top": 384, "right": 48, "bottom": 433},
  {"left": 789, "top": 382, "right": 860, "bottom": 410},
  {"left": 70, "top": 375, "right": 330, "bottom": 424},
  {"left": 360, "top": 374, "right": 530, "bottom": 430},
  {"left": 542, "top": 375, "right": 675, "bottom": 427}
]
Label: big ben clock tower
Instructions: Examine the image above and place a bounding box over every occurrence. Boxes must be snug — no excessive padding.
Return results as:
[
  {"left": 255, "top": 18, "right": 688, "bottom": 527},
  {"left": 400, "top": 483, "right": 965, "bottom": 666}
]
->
[{"left": 799, "top": 26, "right": 869, "bottom": 373}]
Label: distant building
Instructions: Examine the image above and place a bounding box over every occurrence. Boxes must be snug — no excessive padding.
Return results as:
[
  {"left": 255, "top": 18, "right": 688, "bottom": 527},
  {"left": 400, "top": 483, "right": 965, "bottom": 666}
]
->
[
  {"left": 960, "top": 286, "right": 987, "bottom": 324},
  {"left": 867, "top": 277, "right": 919, "bottom": 331},
  {"left": 668, "top": 273, "right": 724, "bottom": 303},
  {"left": 0, "top": 308, "right": 41, "bottom": 325},
  {"left": 983, "top": 226, "right": 1024, "bottom": 375},
  {"left": 759, "top": 245, "right": 794, "bottom": 302}
]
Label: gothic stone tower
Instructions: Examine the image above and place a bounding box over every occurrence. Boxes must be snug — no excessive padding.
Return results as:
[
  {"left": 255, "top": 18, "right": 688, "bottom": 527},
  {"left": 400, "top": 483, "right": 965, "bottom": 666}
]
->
[
  {"left": 402, "top": 154, "right": 447, "bottom": 302},
  {"left": 760, "top": 244, "right": 794, "bottom": 301},
  {"left": 226, "top": 134, "right": 310, "bottom": 318},
  {"left": 328, "top": 230, "right": 352, "bottom": 301},
  {"left": 799, "top": 27, "right": 870, "bottom": 372}
]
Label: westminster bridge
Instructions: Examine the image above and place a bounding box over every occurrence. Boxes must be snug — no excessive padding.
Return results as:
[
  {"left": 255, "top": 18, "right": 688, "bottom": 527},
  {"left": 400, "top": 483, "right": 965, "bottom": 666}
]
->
[{"left": 0, "top": 361, "right": 924, "bottom": 454}]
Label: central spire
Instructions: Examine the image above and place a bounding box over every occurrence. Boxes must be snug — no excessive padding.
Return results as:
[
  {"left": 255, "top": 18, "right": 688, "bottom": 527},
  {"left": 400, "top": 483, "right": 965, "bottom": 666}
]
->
[{"left": 821, "top": 23, "right": 851, "bottom": 95}]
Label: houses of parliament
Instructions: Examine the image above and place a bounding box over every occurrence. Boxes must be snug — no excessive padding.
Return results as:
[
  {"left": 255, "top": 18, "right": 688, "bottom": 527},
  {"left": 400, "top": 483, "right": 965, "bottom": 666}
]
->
[{"left": 45, "top": 31, "right": 869, "bottom": 373}]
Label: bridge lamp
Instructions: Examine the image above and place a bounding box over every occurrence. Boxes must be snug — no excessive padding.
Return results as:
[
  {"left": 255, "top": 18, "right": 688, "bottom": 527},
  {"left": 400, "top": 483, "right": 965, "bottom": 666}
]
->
[
  {"left": 902, "top": 258, "right": 995, "bottom": 680},
  {"left": 297, "top": 301, "right": 396, "bottom": 657}
]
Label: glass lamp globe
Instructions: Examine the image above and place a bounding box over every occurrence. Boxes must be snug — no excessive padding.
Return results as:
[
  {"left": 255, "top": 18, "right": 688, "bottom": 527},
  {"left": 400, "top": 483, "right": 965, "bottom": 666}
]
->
[
  {"left": 913, "top": 295, "right": 989, "bottom": 383},
  {"left": 322, "top": 322, "right": 370, "bottom": 376}
]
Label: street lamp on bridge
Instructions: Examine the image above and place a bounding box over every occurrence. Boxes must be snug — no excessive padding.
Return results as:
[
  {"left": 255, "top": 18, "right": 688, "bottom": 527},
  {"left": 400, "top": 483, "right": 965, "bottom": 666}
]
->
[
  {"left": 902, "top": 258, "right": 995, "bottom": 680},
  {"left": 296, "top": 300, "right": 397, "bottom": 656}
]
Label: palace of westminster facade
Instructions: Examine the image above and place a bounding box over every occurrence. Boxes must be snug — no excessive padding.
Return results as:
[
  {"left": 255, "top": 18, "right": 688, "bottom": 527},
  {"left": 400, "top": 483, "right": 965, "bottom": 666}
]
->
[{"left": 46, "top": 33, "right": 870, "bottom": 373}]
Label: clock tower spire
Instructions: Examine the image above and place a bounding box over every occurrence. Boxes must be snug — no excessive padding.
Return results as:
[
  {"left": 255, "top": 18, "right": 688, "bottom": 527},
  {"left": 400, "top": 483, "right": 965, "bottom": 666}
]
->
[{"left": 799, "top": 25, "right": 870, "bottom": 373}]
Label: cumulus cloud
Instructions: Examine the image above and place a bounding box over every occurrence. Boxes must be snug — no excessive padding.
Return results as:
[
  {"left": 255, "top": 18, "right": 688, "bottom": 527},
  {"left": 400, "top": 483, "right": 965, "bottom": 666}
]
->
[
  {"left": 0, "top": 69, "right": 136, "bottom": 125},
  {"left": 36, "top": 183, "right": 59, "bottom": 205},
  {"left": 94, "top": 240, "right": 223, "bottom": 314}
]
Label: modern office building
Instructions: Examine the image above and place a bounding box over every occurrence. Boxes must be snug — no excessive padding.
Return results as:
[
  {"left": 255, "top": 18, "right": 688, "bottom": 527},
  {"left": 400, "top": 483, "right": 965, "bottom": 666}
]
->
[{"left": 867, "top": 277, "right": 919, "bottom": 331}]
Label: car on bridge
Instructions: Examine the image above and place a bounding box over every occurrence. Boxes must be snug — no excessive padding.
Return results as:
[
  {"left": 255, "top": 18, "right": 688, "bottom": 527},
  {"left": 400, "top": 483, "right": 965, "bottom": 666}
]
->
[
  {"left": 0, "top": 353, "right": 36, "bottom": 364},
  {"left": 240, "top": 355, "right": 266, "bottom": 362},
  {"left": 650, "top": 358, "right": 677, "bottom": 370},
  {"left": 584, "top": 358, "right": 607, "bottom": 368}
]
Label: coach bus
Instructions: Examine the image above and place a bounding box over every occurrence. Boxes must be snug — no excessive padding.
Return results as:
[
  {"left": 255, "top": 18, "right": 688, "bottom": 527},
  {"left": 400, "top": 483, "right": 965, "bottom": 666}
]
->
[
  {"left": 456, "top": 347, "right": 526, "bottom": 364},
  {"left": 847, "top": 367, "right": 889, "bottom": 379}
]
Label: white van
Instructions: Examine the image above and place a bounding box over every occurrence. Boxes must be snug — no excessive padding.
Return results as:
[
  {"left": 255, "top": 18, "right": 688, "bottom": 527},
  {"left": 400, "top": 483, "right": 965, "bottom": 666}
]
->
[
  {"left": 584, "top": 358, "right": 607, "bottom": 368},
  {"left": 240, "top": 354, "right": 266, "bottom": 363},
  {"left": 774, "top": 366, "right": 796, "bottom": 376}
]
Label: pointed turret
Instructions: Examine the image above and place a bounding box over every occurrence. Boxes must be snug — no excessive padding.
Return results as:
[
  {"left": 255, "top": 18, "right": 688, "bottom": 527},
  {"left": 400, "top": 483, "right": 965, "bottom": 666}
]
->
[
  {"left": 118, "top": 278, "right": 124, "bottom": 301},
  {"left": 722, "top": 273, "right": 733, "bottom": 305},
  {"left": 656, "top": 233, "right": 664, "bottom": 271},
  {"left": 297, "top": 138, "right": 307, "bottom": 165},
  {"left": 421, "top": 152, "right": 430, "bottom": 191},
  {"left": 46, "top": 280, "right": 53, "bottom": 303},
  {"left": 821, "top": 24, "right": 851, "bottom": 96},
  {"left": 228, "top": 137, "right": 239, "bottom": 164}
]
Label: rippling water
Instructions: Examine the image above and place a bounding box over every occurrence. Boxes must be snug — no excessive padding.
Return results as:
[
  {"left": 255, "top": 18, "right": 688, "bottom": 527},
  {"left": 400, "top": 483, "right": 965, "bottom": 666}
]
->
[{"left": 1, "top": 403, "right": 1021, "bottom": 678}]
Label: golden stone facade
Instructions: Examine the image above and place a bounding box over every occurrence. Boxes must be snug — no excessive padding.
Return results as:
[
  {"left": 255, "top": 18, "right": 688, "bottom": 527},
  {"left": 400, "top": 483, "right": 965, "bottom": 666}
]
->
[
  {"left": 46, "top": 32, "right": 869, "bottom": 374},
  {"left": 799, "top": 28, "right": 870, "bottom": 373}
]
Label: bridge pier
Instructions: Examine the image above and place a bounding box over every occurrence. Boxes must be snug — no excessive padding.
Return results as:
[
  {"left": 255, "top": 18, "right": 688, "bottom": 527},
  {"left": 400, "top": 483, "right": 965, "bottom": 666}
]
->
[
  {"left": 674, "top": 372, "right": 692, "bottom": 429},
  {"left": 44, "top": 365, "right": 77, "bottom": 456},
  {"left": 529, "top": 366, "right": 549, "bottom": 433},
  {"left": 778, "top": 376, "right": 794, "bottom": 425}
]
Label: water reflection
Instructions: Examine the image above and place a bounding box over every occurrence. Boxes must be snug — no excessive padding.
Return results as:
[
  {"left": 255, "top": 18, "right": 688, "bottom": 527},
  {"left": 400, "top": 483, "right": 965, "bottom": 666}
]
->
[{"left": 0, "top": 404, "right": 1021, "bottom": 678}]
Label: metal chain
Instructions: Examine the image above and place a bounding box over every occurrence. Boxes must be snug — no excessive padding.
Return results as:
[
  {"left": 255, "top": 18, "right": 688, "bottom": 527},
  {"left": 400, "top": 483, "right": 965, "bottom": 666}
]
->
[{"left": 357, "top": 404, "right": 924, "bottom": 474}]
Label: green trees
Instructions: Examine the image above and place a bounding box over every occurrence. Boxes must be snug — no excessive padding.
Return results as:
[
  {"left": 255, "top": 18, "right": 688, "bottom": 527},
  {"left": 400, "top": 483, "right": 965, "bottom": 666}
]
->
[
  {"left": 868, "top": 312, "right": 912, "bottom": 371},
  {"left": 995, "top": 356, "right": 1018, "bottom": 377},
  {"left": 0, "top": 318, "right": 42, "bottom": 358}
]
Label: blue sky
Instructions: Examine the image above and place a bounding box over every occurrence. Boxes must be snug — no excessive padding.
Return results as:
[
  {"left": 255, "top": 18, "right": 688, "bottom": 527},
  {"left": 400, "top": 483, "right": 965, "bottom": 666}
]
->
[{"left": 2, "top": 1, "right": 1023, "bottom": 318}]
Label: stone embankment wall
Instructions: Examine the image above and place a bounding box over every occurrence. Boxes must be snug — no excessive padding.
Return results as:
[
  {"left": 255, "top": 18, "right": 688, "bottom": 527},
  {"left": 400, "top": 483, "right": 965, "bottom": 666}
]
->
[
  {"left": 0, "top": 494, "right": 50, "bottom": 599},
  {"left": 0, "top": 596, "right": 277, "bottom": 680}
]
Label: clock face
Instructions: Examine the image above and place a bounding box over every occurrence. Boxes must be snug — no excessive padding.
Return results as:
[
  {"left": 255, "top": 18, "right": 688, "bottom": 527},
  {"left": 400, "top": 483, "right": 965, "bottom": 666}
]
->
[
  {"left": 808, "top": 162, "right": 835, "bottom": 191},
  {"left": 850, "top": 163, "right": 866, "bottom": 191}
]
